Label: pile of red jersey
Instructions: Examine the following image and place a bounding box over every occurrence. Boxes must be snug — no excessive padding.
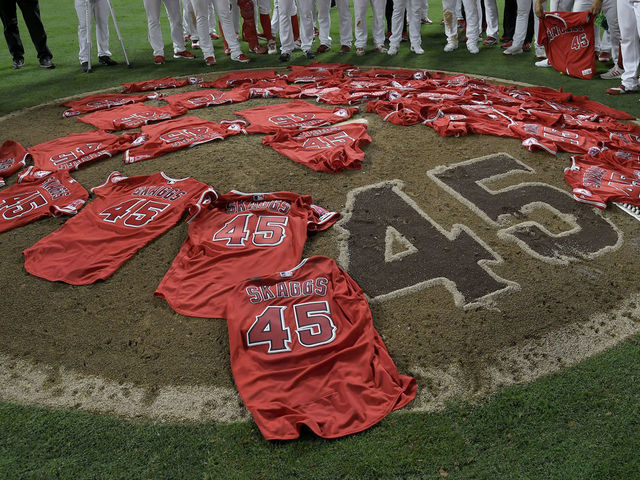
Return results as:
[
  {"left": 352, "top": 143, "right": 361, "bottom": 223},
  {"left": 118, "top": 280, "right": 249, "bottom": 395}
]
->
[{"left": 2, "top": 64, "right": 640, "bottom": 439}]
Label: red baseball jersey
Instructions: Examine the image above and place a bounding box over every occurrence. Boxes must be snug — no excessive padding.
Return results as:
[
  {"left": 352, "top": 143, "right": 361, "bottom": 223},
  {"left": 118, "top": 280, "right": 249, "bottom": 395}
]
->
[
  {"left": 234, "top": 100, "right": 359, "bottom": 134},
  {"left": 162, "top": 88, "right": 250, "bottom": 110},
  {"left": 223, "top": 255, "right": 416, "bottom": 440},
  {"left": 124, "top": 116, "right": 245, "bottom": 164},
  {"left": 199, "top": 70, "right": 279, "bottom": 89},
  {"left": 121, "top": 76, "right": 201, "bottom": 93},
  {"left": 27, "top": 130, "right": 136, "bottom": 171},
  {"left": 507, "top": 121, "right": 607, "bottom": 155},
  {"left": 262, "top": 123, "right": 371, "bottom": 172},
  {"left": 77, "top": 103, "right": 188, "bottom": 130},
  {"left": 241, "top": 79, "right": 302, "bottom": 99},
  {"left": 23, "top": 171, "right": 215, "bottom": 285},
  {"left": 155, "top": 190, "right": 339, "bottom": 318},
  {"left": 62, "top": 93, "right": 158, "bottom": 118},
  {"left": 0, "top": 168, "right": 88, "bottom": 233},
  {"left": 538, "top": 11, "right": 596, "bottom": 79},
  {"left": 564, "top": 156, "right": 640, "bottom": 209},
  {"left": 0, "top": 140, "right": 28, "bottom": 186}
]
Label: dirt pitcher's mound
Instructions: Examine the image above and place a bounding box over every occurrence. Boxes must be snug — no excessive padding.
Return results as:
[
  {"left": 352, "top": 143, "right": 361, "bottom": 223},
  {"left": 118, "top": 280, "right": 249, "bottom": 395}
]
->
[{"left": 1, "top": 71, "right": 639, "bottom": 422}]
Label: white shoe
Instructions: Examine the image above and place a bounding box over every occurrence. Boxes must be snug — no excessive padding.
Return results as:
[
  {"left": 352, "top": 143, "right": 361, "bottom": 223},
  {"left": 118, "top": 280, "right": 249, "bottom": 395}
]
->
[
  {"left": 356, "top": 47, "right": 365, "bottom": 56},
  {"left": 444, "top": 41, "right": 458, "bottom": 52},
  {"left": 535, "top": 45, "right": 546, "bottom": 58},
  {"left": 293, "top": 39, "right": 302, "bottom": 50},
  {"left": 267, "top": 39, "right": 277, "bottom": 55},
  {"left": 535, "top": 58, "right": 551, "bottom": 67},
  {"left": 387, "top": 44, "right": 398, "bottom": 55},
  {"left": 411, "top": 45, "right": 424, "bottom": 54},
  {"left": 503, "top": 45, "right": 523, "bottom": 55},
  {"left": 600, "top": 65, "right": 624, "bottom": 79},
  {"left": 375, "top": 45, "right": 387, "bottom": 53},
  {"left": 467, "top": 42, "right": 479, "bottom": 54}
]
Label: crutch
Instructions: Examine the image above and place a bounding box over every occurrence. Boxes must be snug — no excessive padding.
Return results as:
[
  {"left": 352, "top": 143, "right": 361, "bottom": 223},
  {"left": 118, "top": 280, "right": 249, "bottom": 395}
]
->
[
  {"left": 106, "top": 0, "right": 131, "bottom": 67},
  {"left": 85, "top": 0, "right": 92, "bottom": 71}
]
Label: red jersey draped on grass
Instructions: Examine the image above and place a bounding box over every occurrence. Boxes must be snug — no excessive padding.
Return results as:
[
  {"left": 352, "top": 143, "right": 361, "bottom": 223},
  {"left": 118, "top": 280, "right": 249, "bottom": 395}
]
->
[
  {"left": 564, "top": 155, "right": 640, "bottom": 209},
  {"left": 23, "top": 171, "right": 215, "bottom": 285},
  {"left": 234, "top": 100, "right": 359, "bottom": 134},
  {"left": 62, "top": 93, "right": 159, "bottom": 118},
  {"left": 124, "top": 116, "right": 245, "bottom": 164},
  {"left": 0, "top": 140, "right": 28, "bottom": 186},
  {"left": 241, "top": 79, "right": 302, "bottom": 99},
  {"left": 537, "top": 11, "right": 596, "bottom": 79},
  {"left": 77, "top": 103, "right": 188, "bottom": 131},
  {"left": 121, "top": 76, "right": 201, "bottom": 93},
  {"left": 27, "top": 130, "right": 137, "bottom": 171},
  {"left": 154, "top": 190, "right": 339, "bottom": 318},
  {"left": 262, "top": 122, "right": 371, "bottom": 172},
  {"left": 162, "top": 88, "right": 250, "bottom": 110},
  {"left": 223, "top": 255, "right": 416, "bottom": 440},
  {"left": 507, "top": 121, "right": 607, "bottom": 155},
  {"left": 0, "top": 168, "right": 87, "bottom": 233},
  {"left": 198, "top": 70, "right": 279, "bottom": 89}
]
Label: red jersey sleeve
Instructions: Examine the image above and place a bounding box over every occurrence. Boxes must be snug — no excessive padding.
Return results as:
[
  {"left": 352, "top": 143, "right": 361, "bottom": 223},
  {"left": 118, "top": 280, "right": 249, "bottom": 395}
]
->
[{"left": 0, "top": 140, "right": 28, "bottom": 186}]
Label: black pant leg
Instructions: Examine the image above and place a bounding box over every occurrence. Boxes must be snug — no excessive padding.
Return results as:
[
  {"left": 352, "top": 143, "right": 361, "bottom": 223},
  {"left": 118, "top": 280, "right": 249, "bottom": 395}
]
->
[
  {"left": 502, "top": 0, "right": 516, "bottom": 40},
  {"left": 386, "top": 0, "right": 393, "bottom": 32},
  {"left": 0, "top": 0, "right": 25, "bottom": 60},
  {"left": 16, "top": 0, "right": 51, "bottom": 59}
]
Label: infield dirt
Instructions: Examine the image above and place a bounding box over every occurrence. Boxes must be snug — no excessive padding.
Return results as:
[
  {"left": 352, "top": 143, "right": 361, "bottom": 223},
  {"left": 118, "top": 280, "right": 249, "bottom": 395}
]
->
[{"left": 1, "top": 68, "right": 639, "bottom": 422}]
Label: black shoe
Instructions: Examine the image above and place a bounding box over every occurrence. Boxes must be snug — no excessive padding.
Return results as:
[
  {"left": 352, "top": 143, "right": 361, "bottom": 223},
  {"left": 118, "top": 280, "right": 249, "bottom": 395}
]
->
[
  {"left": 39, "top": 57, "right": 55, "bottom": 69},
  {"left": 304, "top": 50, "right": 316, "bottom": 59},
  {"left": 12, "top": 57, "right": 24, "bottom": 69},
  {"left": 279, "top": 52, "right": 291, "bottom": 62},
  {"left": 98, "top": 55, "right": 117, "bottom": 66},
  {"left": 81, "top": 61, "right": 91, "bottom": 73}
]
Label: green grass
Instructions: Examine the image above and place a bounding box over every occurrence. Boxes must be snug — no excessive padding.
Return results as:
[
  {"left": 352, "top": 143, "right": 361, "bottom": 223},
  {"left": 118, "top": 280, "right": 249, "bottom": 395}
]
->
[
  {"left": 1, "top": 336, "right": 638, "bottom": 479},
  {"left": 1, "top": 2, "right": 639, "bottom": 478},
  {"left": 0, "top": 1, "right": 638, "bottom": 118}
]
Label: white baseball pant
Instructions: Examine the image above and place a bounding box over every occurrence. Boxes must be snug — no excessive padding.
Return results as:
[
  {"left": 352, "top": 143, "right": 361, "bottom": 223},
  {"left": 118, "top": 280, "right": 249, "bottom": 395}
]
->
[
  {"left": 75, "top": 0, "right": 112, "bottom": 63},
  {"left": 353, "top": 0, "right": 386, "bottom": 49},
  {"left": 389, "top": 0, "right": 424, "bottom": 50},
  {"left": 144, "top": 0, "right": 187, "bottom": 56},
  {"left": 317, "top": 0, "right": 353, "bottom": 47},
  {"left": 187, "top": 0, "right": 243, "bottom": 58},
  {"left": 616, "top": 0, "right": 640, "bottom": 89}
]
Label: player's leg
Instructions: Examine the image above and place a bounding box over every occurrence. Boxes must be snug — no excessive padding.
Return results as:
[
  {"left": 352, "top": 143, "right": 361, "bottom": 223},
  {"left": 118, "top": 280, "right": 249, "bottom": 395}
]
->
[
  {"left": 504, "top": 0, "right": 531, "bottom": 53},
  {"left": 353, "top": 0, "right": 370, "bottom": 52},
  {"left": 74, "top": 0, "right": 91, "bottom": 65},
  {"left": 316, "top": 0, "right": 332, "bottom": 50},
  {"left": 143, "top": 0, "right": 165, "bottom": 57},
  {"left": 335, "top": 0, "right": 352, "bottom": 49},
  {"left": 442, "top": 0, "right": 459, "bottom": 50},
  {"left": 93, "top": 0, "right": 112, "bottom": 59},
  {"left": 602, "top": 0, "right": 621, "bottom": 68},
  {"left": 408, "top": 0, "right": 424, "bottom": 52},
  {"left": 388, "top": 0, "right": 407, "bottom": 51},
  {"left": 482, "top": 0, "right": 499, "bottom": 44},
  {"left": 277, "top": 0, "right": 296, "bottom": 57},
  {"left": 461, "top": 0, "right": 480, "bottom": 52},
  {"left": 15, "top": 0, "right": 51, "bottom": 61},
  {"left": 163, "top": 0, "right": 192, "bottom": 55},
  {"left": 212, "top": 0, "right": 249, "bottom": 59},
  {"left": 297, "top": 0, "right": 316, "bottom": 55},
  {"left": 257, "top": 0, "right": 275, "bottom": 52},
  {"left": 1, "top": 0, "right": 26, "bottom": 64},
  {"left": 238, "top": 0, "right": 266, "bottom": 52},
  {"left": 188, "top": 0, "right": 217, "bottom": 60},
  {"left": 613, "top": 0, "right": 639, "bottom": 91},
  {"left": 370, "top": 0, "right": 387, "bottom": 50}
]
